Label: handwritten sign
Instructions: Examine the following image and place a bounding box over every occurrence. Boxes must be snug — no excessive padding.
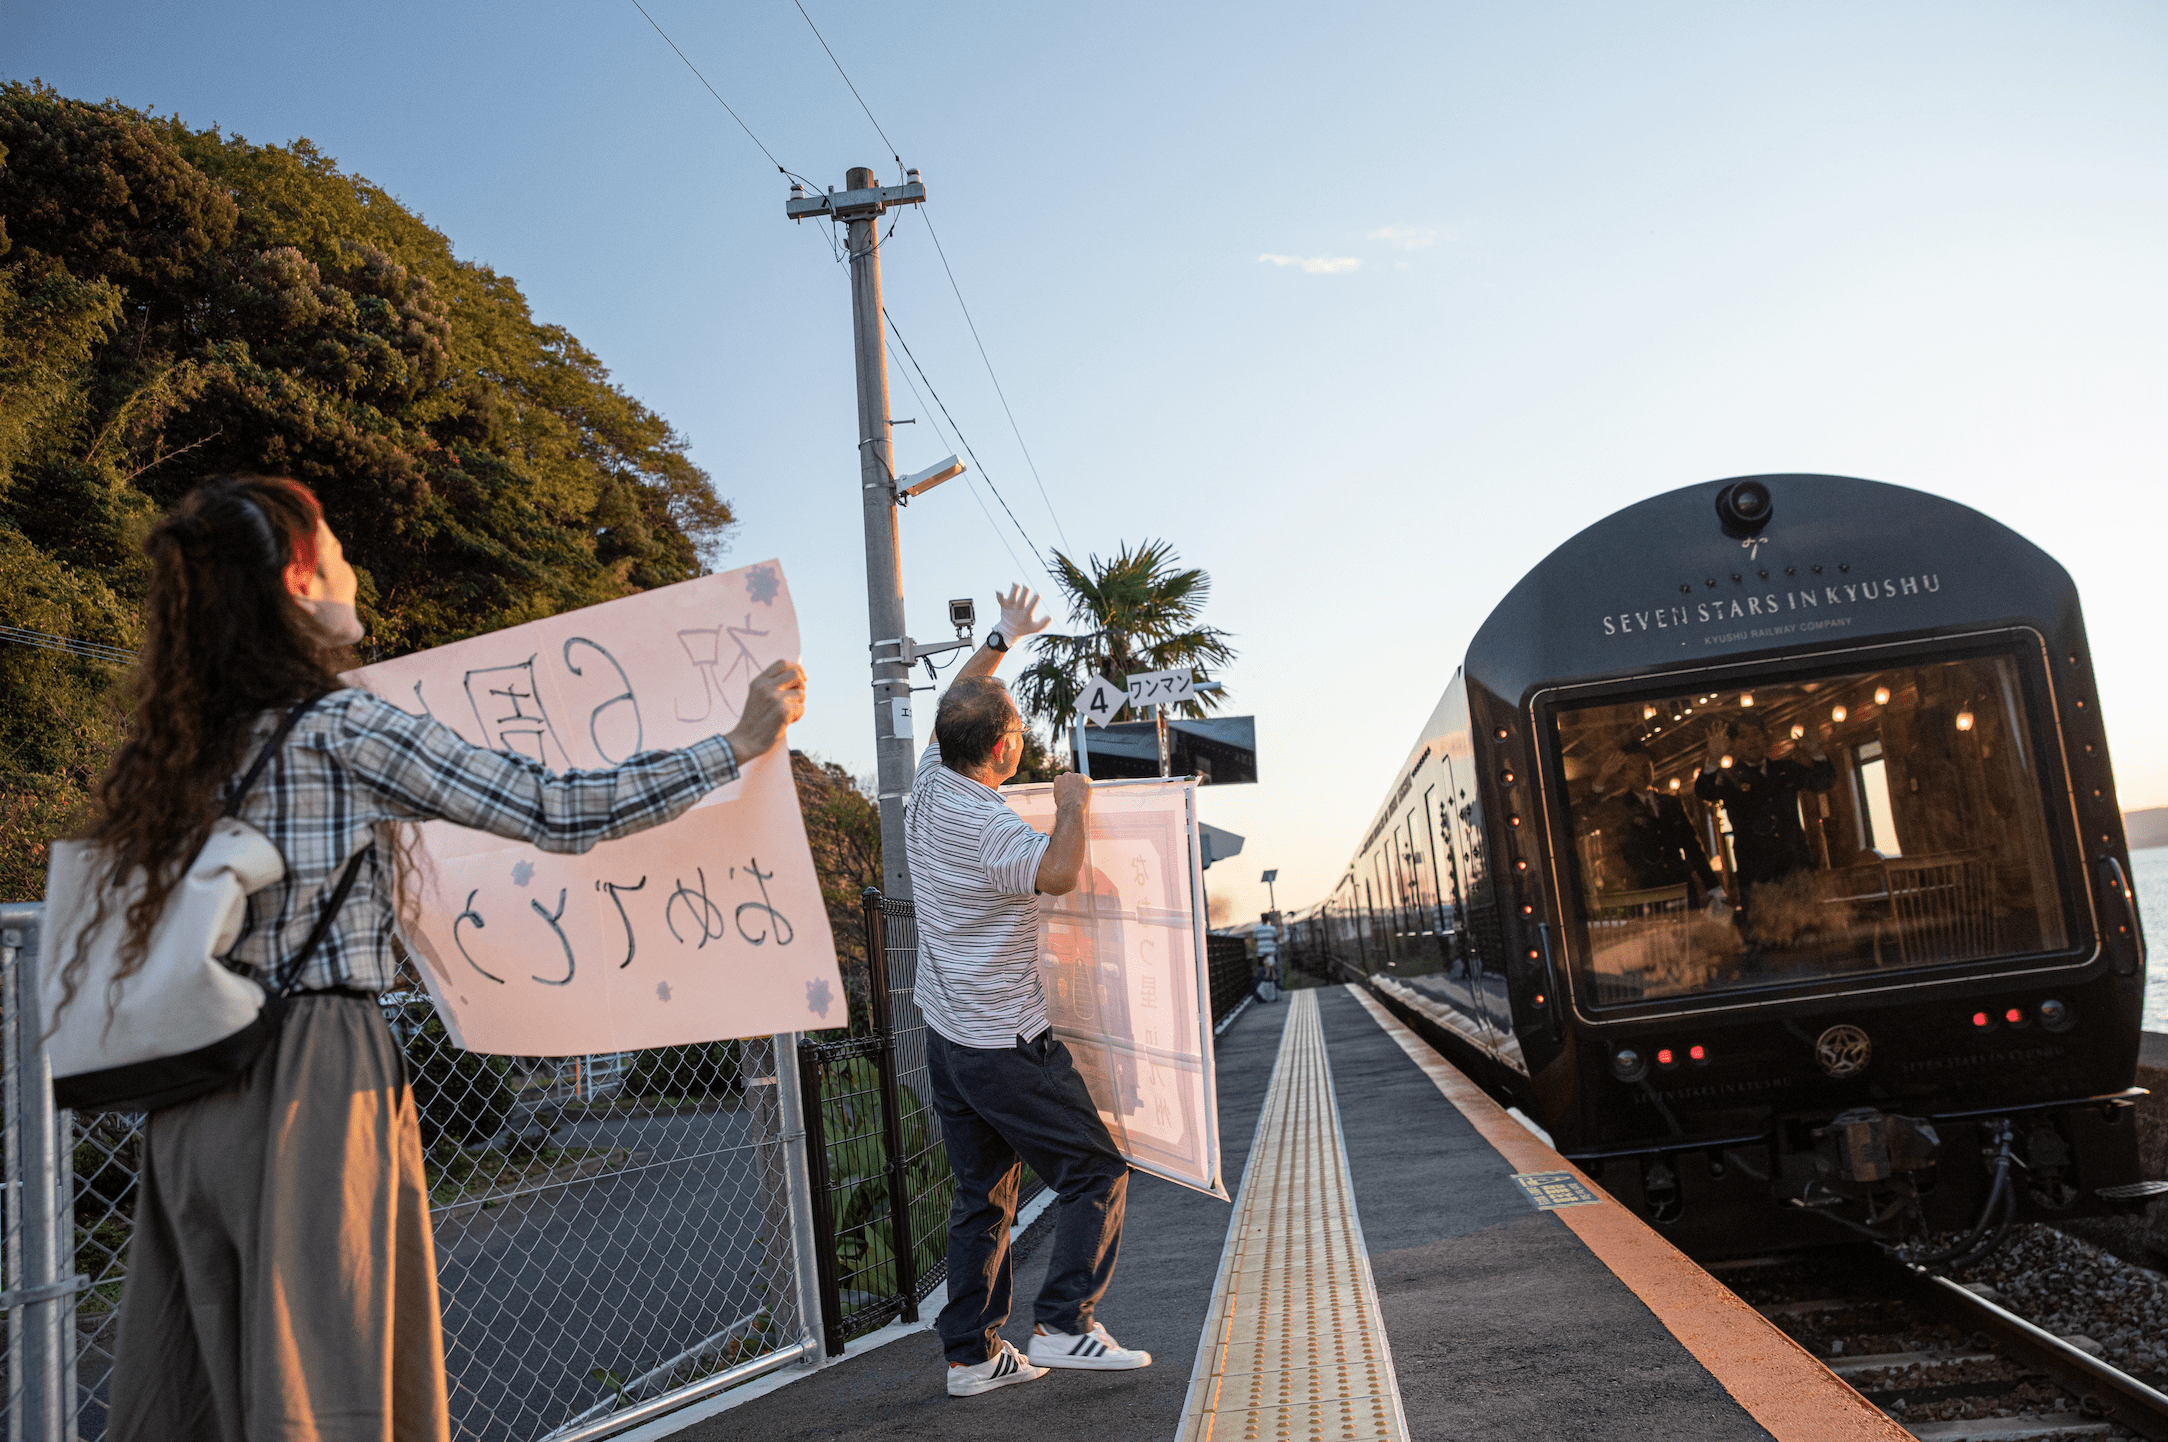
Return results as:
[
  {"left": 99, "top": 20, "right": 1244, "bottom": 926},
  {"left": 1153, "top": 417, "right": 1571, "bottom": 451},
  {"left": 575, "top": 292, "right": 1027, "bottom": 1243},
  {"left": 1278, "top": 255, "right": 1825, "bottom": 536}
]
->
[
  {"left": 1001, "top": 777, "right": 1226, "bottom": 1199},
  {"left": 348, "top": 560, "right": 841, "bottom": 1056},
  {"left": 1125, "top": 668, "right": 1194, "bottom": 709},
  {"left": 1076, "top": 675, "right": 1126, "bottom": 728}
]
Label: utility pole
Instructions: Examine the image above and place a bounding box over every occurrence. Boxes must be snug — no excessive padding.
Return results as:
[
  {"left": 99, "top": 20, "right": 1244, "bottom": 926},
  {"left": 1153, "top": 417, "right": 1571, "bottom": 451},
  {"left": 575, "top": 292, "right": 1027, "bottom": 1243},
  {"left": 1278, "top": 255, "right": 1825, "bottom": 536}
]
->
[{"left": 787, "top": 166, "right": 926, "bottom": 898}]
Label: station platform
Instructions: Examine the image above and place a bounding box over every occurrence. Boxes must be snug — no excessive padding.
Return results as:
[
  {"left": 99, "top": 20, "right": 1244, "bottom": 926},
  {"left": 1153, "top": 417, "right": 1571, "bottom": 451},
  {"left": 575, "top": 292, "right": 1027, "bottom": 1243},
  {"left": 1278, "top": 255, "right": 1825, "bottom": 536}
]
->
[{"left": 652, "top": 985, "right": 1906, "bottom": 1442}]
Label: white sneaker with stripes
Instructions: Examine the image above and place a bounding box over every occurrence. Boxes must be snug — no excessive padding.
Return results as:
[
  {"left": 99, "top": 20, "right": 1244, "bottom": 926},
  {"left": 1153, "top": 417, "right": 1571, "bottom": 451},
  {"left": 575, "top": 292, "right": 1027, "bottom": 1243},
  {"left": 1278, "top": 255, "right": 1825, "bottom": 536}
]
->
[
  {"left": 947, "top": 1339, "right": 1047, "bottom": 1397},
  {"left": 1028, "top": 1321, "right": 1153, "bottom": 1370}
]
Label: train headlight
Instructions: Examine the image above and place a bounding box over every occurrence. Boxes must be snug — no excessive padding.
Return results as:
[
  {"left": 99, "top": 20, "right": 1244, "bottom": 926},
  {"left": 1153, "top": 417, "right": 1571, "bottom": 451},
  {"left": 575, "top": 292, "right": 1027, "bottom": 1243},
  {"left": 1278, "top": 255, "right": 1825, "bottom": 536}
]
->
[
  {"left": 2039, "top": 999, "right": 2074, "bottom": 1032},
  {"left": 1611, "top": 1048, "right": 1648, "bottom": 1082},
  {"left": 1715, "top": 479, "right": 1774, "bottom": 535}
]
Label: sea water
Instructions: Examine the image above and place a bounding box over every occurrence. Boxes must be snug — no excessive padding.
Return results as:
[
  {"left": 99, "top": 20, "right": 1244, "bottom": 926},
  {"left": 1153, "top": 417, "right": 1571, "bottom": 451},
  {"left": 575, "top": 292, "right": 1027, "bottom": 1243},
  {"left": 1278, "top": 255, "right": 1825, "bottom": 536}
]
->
[{"left": 2137, "top": 847, "right": 2168, "bottom": 1033}]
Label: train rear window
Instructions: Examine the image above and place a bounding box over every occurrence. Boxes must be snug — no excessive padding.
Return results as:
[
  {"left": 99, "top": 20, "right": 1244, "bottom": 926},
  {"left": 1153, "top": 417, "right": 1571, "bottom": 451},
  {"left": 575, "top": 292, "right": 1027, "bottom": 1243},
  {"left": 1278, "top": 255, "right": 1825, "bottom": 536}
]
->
[{"left": 1548, "top": 653, "right": 2071, "bottom": 1007}]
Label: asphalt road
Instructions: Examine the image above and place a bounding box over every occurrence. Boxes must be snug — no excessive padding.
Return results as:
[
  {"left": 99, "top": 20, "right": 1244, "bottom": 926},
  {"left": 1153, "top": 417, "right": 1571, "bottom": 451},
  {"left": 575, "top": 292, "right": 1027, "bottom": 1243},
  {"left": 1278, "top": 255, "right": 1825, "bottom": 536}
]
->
[{"left": 434, "top": 1106, "right": 789, "bottom": 1442}]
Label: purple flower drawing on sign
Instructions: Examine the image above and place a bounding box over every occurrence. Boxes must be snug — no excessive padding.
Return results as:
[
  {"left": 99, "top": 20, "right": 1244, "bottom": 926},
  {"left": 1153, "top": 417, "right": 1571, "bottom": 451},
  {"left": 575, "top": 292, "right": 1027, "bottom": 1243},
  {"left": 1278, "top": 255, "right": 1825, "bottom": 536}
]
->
[
  {"left": 746, "top": 564, "right": 780, "bottom": 605},
  {"left": 805, "top": 978, "right": 833, "bottom": 1019}
]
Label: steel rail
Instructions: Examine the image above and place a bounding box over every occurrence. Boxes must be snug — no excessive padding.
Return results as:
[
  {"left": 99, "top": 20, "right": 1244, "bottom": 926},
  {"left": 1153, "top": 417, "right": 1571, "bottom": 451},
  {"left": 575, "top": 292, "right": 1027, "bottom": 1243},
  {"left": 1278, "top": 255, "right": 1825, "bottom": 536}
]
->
[{"left": 1893, "top": 1259, "right": 2168, "bottom": 1440}]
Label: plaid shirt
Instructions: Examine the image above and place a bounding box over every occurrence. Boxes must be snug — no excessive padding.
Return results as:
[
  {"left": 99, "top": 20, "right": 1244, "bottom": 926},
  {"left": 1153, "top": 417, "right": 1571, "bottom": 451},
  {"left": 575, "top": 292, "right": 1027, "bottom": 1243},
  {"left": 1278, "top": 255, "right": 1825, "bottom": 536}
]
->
[{"left": 225, "top": 688, "right": 739, "bottom": 993}]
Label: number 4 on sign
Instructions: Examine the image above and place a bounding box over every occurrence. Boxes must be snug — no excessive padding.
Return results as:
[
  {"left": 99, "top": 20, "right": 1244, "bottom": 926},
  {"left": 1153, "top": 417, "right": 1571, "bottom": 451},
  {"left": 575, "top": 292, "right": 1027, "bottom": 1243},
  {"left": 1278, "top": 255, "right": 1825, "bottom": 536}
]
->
[{"left": 1077, "top": 676, "right": 1126, "bottom": 728}]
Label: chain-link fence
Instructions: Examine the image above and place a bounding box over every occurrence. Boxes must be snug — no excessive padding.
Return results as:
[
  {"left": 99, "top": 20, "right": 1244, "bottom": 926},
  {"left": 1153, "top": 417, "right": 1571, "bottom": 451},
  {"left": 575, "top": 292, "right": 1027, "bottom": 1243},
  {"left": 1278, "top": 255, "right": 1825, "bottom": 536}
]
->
[
  {"left": 2, "top": 902, "right": 822, "bottom": 1442},
  {"left": 3, "top": 885, "right": 1244, "bottom": 1437}
]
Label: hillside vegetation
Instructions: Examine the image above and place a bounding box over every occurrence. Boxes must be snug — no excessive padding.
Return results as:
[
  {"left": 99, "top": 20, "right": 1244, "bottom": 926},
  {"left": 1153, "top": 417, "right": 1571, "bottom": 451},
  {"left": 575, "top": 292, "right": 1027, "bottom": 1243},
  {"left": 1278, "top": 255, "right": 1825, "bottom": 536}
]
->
[{"left": 0, "top": 82, "right": 742, "bottom": 899}]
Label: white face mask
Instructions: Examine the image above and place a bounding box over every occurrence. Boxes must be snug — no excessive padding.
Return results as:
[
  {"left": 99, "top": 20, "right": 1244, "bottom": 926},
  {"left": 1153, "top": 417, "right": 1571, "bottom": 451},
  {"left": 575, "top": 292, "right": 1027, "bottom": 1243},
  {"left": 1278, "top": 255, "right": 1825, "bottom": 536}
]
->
[{"left": 297, "top": 598, "right": 364, "bottom": 647}]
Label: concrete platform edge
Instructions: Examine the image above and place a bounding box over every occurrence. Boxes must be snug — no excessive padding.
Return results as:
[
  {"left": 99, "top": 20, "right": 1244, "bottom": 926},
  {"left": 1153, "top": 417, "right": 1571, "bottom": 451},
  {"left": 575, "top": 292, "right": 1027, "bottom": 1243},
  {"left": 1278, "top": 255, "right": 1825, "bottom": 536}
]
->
[
  {"left": 629, "top": 1186, "right": 1063, "bottom": 1442},
  {"left": 1342, "top": 984, "right": 1910, "bottom": 1442}
]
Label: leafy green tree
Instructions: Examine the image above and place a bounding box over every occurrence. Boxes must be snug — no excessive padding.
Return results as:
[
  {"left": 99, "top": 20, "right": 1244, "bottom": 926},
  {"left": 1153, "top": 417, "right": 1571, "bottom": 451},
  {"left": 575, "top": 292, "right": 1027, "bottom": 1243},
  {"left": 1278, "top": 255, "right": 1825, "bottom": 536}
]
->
[
  {"left": 0, "top": 82, "right": 736, "bottom": 897},
  {"left": 792, "top": 752, "right": 880, "bottom": 1034},
  {"left": 1011, "top": 539, "right": 1236, "bottom": 733}
]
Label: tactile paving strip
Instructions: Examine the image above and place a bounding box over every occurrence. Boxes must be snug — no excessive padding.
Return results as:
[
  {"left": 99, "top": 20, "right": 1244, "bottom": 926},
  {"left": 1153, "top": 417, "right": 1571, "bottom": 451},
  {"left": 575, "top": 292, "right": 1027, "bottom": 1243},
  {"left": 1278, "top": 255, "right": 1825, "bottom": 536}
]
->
[{"left": 1176, "top": 990, "right": 1409, "bottom": 1441}]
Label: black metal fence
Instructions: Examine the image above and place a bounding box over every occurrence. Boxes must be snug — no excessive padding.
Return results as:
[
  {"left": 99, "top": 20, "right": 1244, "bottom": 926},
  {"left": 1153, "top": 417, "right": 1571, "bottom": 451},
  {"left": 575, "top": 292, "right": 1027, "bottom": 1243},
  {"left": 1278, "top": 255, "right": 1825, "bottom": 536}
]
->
[
  {"left": 1205, "top": 933, "right": 1254, "bottom": 1025},
  {"left": 794, "top": 892, "right": 961, "bottom": 1356}
]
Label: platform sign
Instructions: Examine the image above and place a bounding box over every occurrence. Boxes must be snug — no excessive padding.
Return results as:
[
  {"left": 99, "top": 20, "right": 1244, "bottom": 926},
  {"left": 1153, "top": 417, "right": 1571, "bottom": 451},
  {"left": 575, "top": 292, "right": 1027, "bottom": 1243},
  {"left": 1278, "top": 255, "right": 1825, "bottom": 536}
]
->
[
  {"left": 1511, "top": 1170, "right": 1602, "bottom": 1211},
  {"left": 347, "top": 560, "right": 843, "bottom": 1056},
  {"left": 1076, "top": 675, "right": 1126, "bottom": 727},
  {"left": 1125, "top": 668, "right": 1195, "bottom": 708},
  {"left": 1001, "top": 776, "right": 1227, "bottom": 1200}
]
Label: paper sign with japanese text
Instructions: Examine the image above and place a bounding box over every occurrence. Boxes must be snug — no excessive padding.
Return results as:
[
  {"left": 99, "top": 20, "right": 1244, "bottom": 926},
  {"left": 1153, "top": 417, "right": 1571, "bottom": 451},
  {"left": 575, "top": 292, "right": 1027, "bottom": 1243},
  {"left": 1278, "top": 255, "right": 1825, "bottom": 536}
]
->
[
  {"left": 1001, "top": 777, "right": 1226, "bottom": 1199},
  {"left": 347, "top": 560, "right": 842, "bottom": 1056}
]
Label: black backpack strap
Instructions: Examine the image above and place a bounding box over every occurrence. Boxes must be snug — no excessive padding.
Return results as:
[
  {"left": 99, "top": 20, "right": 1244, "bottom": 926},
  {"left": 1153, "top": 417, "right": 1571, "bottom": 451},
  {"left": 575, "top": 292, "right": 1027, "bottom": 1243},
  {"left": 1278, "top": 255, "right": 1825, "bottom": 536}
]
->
[
  {"left": 224, "top": 695, "right": 327, "bottom": 818},
  {"left": 272, "top": 845, "right": 373, "bottom": 997}
]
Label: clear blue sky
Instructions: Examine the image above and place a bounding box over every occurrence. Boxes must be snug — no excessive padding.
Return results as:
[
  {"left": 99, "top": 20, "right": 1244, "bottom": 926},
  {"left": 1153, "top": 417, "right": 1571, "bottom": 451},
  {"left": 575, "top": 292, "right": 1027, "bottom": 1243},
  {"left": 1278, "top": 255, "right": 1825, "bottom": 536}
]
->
[{"left": 11, "top": 1, "right": 2166, "bottom": 925}]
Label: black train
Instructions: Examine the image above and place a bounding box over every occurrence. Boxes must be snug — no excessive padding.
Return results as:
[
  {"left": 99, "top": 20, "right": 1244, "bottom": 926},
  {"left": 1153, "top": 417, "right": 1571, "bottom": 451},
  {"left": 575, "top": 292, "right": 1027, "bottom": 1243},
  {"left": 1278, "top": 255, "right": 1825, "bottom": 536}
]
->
[{"left": 1284, "top": 474, "right": 2155, "bottom": 1260}]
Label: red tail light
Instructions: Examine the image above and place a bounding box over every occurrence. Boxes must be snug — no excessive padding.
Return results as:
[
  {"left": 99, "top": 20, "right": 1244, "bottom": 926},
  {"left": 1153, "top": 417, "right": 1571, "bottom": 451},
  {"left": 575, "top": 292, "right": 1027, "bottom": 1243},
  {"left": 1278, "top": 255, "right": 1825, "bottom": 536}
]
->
[
  {"left": 1688, "top": 1044, "right": 1706, "bottom": 1062},
  {"left": 2004, "top": 1007, "right": 2023, "bottom": 1025},
  {"left": 1971, "top": 1011, "right": 1991, "bottom": 1029},
  {"left": 1656, "top": 1047, "right": 1676, "bottom": 1067}
]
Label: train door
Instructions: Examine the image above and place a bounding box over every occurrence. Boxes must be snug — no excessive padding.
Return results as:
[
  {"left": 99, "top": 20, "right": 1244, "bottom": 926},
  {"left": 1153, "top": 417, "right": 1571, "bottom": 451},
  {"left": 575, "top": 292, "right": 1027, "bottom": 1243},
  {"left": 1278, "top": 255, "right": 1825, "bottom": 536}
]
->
[
  {"left": 1435, "top": 763, "right": 1468, "bottom": 968},
  {"left": 1418, "top": 783, "right": 1476, "bottom": 1011},
  {"left": 1447, "top": 760, "right": 1512, "bottom": 1041},
  {"left": 1420, "top": 786, "right": 1451, "bottom": 948},
  {"left": 1400, "top": 805, "right": 1443, "bottom": 979}
]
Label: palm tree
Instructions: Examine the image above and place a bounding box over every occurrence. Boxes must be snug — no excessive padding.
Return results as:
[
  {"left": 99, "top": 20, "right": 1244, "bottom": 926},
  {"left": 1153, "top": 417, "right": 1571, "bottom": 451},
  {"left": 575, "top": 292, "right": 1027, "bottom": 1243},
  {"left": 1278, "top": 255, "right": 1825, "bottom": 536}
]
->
[{"left": 1011, "top": 539, "right": 1237, "bottom": 733}]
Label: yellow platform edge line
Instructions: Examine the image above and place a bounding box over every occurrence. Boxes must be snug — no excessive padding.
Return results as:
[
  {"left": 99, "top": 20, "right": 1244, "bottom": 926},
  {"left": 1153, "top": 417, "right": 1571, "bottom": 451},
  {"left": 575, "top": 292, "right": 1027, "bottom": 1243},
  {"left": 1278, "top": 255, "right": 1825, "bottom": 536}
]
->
[
  {"left": 1173, "top": 991, "right": 1410, "bottom": 1442},
  {"left": 1342, "top": 983, "right": 1910, "bottom": 1442}
]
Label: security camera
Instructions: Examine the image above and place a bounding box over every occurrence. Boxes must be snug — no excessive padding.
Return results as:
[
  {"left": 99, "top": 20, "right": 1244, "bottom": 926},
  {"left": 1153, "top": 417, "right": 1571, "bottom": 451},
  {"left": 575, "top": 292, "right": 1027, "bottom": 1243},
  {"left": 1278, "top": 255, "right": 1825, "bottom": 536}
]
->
[{"left": 949, "top": 597, "right": 975, "bottom": 636}]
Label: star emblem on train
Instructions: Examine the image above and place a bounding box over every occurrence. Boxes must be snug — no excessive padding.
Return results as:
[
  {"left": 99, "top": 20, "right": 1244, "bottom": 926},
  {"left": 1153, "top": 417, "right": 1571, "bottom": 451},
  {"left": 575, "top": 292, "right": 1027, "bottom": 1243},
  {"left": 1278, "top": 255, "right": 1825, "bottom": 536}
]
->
[{"left": 1815, "top": 1024, "right": 1872, "bottom": 1079}]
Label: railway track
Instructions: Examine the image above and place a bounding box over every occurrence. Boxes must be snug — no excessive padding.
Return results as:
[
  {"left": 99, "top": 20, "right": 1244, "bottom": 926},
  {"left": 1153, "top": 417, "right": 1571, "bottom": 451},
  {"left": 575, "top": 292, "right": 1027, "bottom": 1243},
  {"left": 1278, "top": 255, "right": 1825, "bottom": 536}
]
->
[{"left": 1710, "top": 1246, "right": 2168, "bottom": 1441}]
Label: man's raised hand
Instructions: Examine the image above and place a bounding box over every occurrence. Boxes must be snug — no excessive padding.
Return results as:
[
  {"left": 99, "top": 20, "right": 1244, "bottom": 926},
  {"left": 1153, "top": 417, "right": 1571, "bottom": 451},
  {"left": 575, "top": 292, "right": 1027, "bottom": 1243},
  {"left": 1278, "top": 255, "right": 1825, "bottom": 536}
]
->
[
  {"left": 1702, "top": 720, "right": 1732, "bottom": 769},
  {"left": 993, "top": 585, "right": 1051, "bottom": 648},
  {"left": 725, "top": 659, "right": 809, "bottom": 762}
]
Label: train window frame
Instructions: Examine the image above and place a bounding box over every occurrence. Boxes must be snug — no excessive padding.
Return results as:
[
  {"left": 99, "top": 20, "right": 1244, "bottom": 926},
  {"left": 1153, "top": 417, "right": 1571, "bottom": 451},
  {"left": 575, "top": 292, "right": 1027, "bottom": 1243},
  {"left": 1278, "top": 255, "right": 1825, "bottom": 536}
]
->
[{"left": 1525, "top": 627, "right": 2096, "bottom": 1023}]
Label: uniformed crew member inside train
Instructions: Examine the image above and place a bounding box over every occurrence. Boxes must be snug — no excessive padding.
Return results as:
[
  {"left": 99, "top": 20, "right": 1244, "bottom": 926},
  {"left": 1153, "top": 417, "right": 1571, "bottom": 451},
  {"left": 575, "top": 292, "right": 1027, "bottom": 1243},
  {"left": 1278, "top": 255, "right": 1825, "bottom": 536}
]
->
[
  {"left": 1590, "top": 741, "right": 1717, "bottom": 903},
  {"left": 1695, "top": 716, "right": 1835, "bottom": 927},
  {"left": 905, "top": 584, "right": 1153, "bottom": 1399}
]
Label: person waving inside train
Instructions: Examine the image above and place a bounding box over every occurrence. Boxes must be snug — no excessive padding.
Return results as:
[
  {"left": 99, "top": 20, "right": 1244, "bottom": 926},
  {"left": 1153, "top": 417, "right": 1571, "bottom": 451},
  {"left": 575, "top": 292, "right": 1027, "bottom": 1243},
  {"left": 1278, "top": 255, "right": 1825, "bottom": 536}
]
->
[
  {"left": 905, "top": 584, "right": 1153, "bottom": 1398},
  {"left": 1695, "top": 715, "right": 1834, "bottom": 931}
]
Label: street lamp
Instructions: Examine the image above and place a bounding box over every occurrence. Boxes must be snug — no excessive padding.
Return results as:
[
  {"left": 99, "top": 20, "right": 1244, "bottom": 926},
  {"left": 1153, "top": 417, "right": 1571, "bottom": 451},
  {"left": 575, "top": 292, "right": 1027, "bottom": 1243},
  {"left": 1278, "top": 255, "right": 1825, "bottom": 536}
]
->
[{"left": 1261, "top": 869, "right": 1279, "bottom": 922}]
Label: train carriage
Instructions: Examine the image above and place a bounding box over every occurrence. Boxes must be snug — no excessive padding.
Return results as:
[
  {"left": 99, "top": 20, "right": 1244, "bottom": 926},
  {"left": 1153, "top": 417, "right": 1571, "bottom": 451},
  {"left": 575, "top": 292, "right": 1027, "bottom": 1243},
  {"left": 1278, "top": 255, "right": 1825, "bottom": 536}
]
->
[{"left": 1287, "top": 473, "right": 2154, "bottom": 1258}]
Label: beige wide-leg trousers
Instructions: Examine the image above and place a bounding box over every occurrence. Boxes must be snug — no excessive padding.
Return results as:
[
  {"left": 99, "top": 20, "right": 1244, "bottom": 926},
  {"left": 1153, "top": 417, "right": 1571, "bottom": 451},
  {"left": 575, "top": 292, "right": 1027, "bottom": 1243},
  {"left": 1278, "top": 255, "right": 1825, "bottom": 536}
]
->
[{"left": 110, "top": 994, "right": 450, "bottom": 1442}]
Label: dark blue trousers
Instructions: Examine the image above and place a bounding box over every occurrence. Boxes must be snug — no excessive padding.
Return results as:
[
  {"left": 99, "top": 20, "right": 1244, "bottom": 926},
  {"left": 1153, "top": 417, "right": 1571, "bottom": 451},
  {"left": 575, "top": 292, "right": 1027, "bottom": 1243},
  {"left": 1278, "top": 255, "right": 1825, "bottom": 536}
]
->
[{"left": 925, "top": 1028, "right": 1130, "bottom": 1365}]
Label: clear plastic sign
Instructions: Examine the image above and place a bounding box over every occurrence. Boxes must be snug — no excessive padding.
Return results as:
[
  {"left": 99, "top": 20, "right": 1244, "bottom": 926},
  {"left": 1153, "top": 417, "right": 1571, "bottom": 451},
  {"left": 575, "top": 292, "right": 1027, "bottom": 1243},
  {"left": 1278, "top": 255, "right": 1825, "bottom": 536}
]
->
[{"left": 1001, "top": 777, "right": 1227, "bottom": 1199}]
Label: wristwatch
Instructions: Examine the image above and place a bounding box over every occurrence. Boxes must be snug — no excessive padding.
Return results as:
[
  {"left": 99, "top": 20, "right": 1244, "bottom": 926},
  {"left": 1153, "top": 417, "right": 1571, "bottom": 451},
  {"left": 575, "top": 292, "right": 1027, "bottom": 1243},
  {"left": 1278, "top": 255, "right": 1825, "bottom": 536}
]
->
[{"left": 986, "top": 631, "right": 1009, "bottom": 653}]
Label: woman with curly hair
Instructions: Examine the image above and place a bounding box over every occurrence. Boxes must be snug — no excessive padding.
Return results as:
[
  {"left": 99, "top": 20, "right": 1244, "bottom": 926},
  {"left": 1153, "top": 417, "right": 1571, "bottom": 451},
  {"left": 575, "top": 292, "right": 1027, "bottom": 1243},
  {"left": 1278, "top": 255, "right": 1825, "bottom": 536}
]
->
[{"left": 60, "top": 473, "right": 805, "bottom": 1442}]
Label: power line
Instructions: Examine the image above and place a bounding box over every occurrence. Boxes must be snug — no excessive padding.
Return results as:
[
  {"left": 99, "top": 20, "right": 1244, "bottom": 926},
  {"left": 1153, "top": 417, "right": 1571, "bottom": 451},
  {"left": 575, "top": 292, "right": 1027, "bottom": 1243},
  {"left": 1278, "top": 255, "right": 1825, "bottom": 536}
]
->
[
  {"left": 884, "top": 308, "right": 1056, "bottom": 585},
  {"left": 884, "top": 338, "right": 1031, "bottom": 578},
  {"left": 0, "top": 625, "right": 134, "bottom": 664},
  {"left": 626, "top": 0, "right": 814, "bottom": 190},
  {"left": 916, "top": 209, "right": 1071, "bottom": 552},
  {"left": 782, "top": 1, "right": 1072, "bottom": 554},
  {"left": 789, "top": 1, "right": 904, "bottom": 172}
]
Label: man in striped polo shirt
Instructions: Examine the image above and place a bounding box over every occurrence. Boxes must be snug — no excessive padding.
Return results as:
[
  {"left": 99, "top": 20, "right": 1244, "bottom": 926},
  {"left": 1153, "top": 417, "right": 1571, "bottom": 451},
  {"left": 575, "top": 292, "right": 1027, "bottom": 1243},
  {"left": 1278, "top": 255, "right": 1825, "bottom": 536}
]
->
[{"left": 907, "top": 585, "right": 1152, "bottom": 1398}]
